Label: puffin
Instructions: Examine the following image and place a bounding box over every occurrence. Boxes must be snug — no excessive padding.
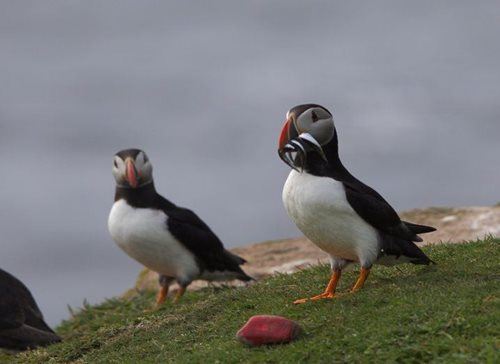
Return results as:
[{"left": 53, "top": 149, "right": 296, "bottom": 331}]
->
[
  {"left": 278, "top": 104, "right": 436, "bottom": 304},
  {"left": 0, "top": 268, "right": 61, "bottom": 350},
  {"left": 108, "top": 148, "right": 253, "bottom": 305}
]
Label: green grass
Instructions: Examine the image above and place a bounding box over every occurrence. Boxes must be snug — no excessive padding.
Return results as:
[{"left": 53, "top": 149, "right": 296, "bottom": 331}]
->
[{"left": 3, "top": 238, "right": 499, "bottom": 363}]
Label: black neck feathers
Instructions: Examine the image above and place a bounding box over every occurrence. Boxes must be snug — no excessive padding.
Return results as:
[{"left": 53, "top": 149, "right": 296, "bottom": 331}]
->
[
  {"left": 303, "top": 130, "right": 353, "bottom": 181},
  {"left": 114, "top": 182, "right": 176, "bottom": 210}
]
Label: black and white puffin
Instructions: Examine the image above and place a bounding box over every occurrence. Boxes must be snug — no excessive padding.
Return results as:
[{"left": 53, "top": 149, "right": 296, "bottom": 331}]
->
[
  {"left": 108, "top": 149, "right": 253, "bottom": 305},
  {"left": 278, "top": 104, "right": 436, "bottom": 304},
  {"left": 0, "top": 268, "right": 61, "bottom": 350}
]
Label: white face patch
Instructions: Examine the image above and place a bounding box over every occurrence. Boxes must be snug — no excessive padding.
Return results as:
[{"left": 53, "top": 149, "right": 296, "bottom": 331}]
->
[
  {"left": 295, "top": 108, "right": 335, "bottom": 146},
  {"left": 112, "top": 156, "right": 127, "bottom": 185},
  {"left": 135, "top": 151, "right": 147, "bottom": 170},
  {"left": 114, "top": 156, "right": 125, "bottom": 169},
  {"left": 134, "top": 151, "right": 153, "bottom": 184}
]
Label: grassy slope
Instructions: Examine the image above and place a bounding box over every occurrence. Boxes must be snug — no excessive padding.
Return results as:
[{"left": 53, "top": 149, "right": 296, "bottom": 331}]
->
[{"left": 3, "top": 238, "right": 499, "bottom": 363}]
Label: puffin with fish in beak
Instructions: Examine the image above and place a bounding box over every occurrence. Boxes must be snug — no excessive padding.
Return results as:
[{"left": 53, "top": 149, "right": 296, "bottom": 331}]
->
[{"left": 278, "top": 104, "right": 435, "bottom": 304}]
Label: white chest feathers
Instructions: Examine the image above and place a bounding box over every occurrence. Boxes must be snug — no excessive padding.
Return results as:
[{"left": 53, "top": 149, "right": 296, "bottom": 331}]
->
[
  {"left": 282, "top": 170, "right": 380, "bottom": 265},
  {"left": 108, "top": 200, "right": 199, "bottom": 281}
]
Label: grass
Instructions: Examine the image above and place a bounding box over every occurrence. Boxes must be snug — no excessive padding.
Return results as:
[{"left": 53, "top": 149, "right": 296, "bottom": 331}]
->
[{"left": 2, "top": 238, "right": 499, "bottom": 363}]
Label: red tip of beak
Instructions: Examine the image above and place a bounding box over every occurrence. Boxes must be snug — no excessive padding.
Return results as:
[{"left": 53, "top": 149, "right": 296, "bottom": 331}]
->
[
  {"left": 125, "top": 159, "right": 138, "bottom": 188},
  {"left": 279, "top": 118, "right": 291, "bottom": 149}
]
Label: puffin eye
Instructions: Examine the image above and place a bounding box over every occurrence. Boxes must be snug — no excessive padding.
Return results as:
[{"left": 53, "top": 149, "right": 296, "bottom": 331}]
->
[{"left": 114, "top": 160, "right": 118, "bottom": 168}]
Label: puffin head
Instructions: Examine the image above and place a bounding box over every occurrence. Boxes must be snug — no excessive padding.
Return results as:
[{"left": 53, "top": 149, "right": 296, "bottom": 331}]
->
[
  {"left": 112, "top": 148, "right": 153, "bottom": 188},
  {"left": 278, "top": 104, "right": 335, "bottom": 171}
]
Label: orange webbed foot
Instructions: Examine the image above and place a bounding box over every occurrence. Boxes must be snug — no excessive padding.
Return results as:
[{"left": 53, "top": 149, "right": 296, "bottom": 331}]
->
[
  {"left": 310, "top": 292, "right": 336, "bottom": 301},
  {"left": 293, "top": 292, "right": 337, "bottom": 304},
  {"left": 293, "top": 269, "right": 341, "bottom": 304}
]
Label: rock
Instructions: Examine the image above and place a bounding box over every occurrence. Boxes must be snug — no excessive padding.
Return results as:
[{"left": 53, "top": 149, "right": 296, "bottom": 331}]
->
[{"left": 236, "top": 315, "right": 301, "bottom": 346}]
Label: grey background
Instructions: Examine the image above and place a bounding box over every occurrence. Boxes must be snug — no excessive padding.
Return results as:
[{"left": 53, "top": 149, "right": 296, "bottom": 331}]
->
[{"left": 0, "top": 1, "right": 498, "bottom": 326}]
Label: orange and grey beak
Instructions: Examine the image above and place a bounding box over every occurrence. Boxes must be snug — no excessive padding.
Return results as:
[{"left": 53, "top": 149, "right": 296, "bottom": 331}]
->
[
  {"left": 125, "top": 158, "right": 139, "bottom": 188},
  {"left": 278, "top": 118, "right": 292, "bottom": 152},
  {"left": 278, "top": 118, "right": 302, "bottom": 171}
]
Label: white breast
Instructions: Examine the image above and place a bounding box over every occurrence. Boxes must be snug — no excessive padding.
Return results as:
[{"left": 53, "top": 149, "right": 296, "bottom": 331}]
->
[
  {"left": 282, "top": 170, "right": 380, "bottom": 265},
  {"left": 108, "top": 200, "right": 200, "bottom": 281}
]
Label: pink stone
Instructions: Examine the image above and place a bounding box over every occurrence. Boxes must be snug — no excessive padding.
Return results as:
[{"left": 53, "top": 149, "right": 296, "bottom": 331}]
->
[{"left": 236, "top": 315, "right": 302, "bottom": 346}]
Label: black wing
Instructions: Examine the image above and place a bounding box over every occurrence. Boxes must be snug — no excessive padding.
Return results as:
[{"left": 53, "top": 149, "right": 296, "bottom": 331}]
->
[
  {"left": 166, "top": 207, "right": 249, "bottom": 275},
  {"left": 0, "top": 269, "right": 55, "bottom": 333},
  {"left": 343, "top": 180, "right": 422, "bottom": 242}
]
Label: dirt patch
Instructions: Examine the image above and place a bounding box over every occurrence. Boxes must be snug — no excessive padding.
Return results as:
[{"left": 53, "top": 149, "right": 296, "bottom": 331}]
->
[{"left": 129, "top": 205, "right": 499, "bottom": 295}]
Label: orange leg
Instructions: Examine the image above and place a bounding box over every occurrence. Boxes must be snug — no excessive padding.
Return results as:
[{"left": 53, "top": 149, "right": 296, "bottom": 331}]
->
[
  {"left": 351, "top": 267, "right": 370, "bottom": 292},
  {"left": 156, "top": 285, "right": 169, "bottom": 306},
  {"left": 294, "top": 269, "right": 342, "bottom": 304},
  {"left": 172, "top": 286, "right": 186, "bottom": 303}
]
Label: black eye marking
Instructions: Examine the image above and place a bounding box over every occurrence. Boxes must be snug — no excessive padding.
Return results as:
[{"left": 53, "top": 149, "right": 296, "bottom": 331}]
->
[
  {"left": 114, "top": 160, "right": 118, "bottom": 168},
  {"left": 311, "top": 110, "right": 319, "bottom": 122}
]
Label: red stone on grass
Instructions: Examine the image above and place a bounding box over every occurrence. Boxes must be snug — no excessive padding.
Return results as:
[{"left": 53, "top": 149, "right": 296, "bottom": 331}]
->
[{"left": 236, "top": 315, "right": 302, "bottom": 346}]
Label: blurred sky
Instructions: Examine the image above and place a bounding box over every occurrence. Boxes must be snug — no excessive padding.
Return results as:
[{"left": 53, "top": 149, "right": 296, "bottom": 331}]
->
[{"left": 0, "top": 1, "right": 499, "bottom": 325}]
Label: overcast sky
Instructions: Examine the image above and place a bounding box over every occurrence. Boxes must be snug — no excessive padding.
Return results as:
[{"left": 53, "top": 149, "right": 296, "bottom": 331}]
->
[{"left": 0, "top": 1, "right": 499, "bottom": 325}]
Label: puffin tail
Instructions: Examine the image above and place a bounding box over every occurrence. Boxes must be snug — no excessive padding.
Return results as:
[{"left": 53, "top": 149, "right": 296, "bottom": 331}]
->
[
  {"left": 226, "top": 251, "right": 247, "bottom": 265},
  {"left": 403, "top": 221, "right": 436, "bottom": 235},
  {"left": 223, "top": 250, "right": 254, "bottom": 281},
  {"left": 236, "top": 271, "right": 255, "bottom": 282}
]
